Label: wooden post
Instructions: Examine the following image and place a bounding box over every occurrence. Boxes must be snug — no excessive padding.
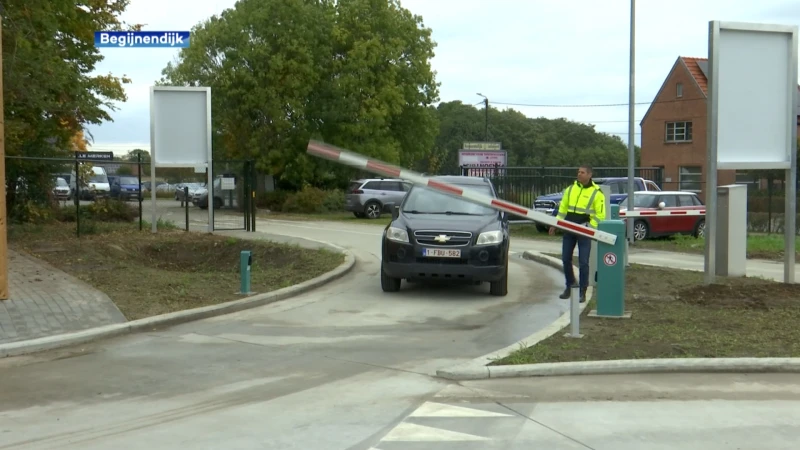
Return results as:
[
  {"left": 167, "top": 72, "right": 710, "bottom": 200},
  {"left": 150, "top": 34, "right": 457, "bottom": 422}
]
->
[{"left": 0, "top": 15, "right": 8, "bottom": 300}]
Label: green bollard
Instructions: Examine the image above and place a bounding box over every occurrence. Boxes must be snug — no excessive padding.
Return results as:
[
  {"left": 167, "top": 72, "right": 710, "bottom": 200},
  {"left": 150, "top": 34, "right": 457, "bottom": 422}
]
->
[
  {"left": 589, "top": 219, "right": 631, "bottom": 319},
  {"left": 610, "top": 204, "right": 620, "bottom": 220},
  {"left": 240, "top": 250, "right": 252, "bottom": 294}
]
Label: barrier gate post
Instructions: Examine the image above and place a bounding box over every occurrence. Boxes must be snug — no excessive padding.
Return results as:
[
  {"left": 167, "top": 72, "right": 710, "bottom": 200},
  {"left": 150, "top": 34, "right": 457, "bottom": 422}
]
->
[
  {"left": 590, "top": 216, "right": 631, "bottom": 319},
  {"left": 609, "top": 204, "right": 626, "bottom": 266}
]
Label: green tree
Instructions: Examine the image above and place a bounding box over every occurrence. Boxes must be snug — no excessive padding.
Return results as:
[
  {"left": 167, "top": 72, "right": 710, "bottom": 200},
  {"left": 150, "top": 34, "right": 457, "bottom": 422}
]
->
[
  {"left": 158, "top": 0, "right": 439, "bottom": 189},
  {"left": 4, "top": 0, "right": 138, "bottom": 216}
]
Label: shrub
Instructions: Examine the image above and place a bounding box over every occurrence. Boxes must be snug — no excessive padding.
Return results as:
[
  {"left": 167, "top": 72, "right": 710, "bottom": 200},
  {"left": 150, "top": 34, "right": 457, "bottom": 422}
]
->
[
  {"left": 321, "top": 189, "right": 345, "bottom": 212},
  {"left": 282, "top": 186, "right": 327, "bottom": 213},
  {"left": 10, "top": 200, "right": 55, "bottom": 224},
  {"left": 747, "top": 212, "right": 800, "bottom": 234},
  {"left": 257, "top": 190, "right": 290, "bottom": 211},
  {"left": 58, "top": 199, "right": 138, "bottom": 223}
]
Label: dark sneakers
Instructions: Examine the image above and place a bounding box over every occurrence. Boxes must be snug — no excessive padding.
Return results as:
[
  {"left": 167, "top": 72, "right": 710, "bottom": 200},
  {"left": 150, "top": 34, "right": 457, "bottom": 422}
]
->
[{"left": 560, "top": 287, "right": 588, "bottom": 303}]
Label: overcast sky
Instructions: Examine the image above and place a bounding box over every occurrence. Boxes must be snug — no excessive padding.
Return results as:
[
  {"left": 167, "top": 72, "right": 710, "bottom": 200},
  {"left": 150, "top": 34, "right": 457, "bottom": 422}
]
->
[{"left": 85, "top": 0, "right": 800, "bottom": 155}]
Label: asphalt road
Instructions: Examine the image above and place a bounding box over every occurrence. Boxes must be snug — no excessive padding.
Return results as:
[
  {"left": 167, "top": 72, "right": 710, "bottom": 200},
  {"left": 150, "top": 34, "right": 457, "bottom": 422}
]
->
[{"left": 0, "top": 200, "right": 568, "bottom": 450}]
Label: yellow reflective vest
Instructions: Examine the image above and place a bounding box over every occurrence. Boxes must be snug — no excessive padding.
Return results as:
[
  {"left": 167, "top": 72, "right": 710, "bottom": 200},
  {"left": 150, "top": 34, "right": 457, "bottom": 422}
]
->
[{"left": 556, "top": 180, "right": 606, "bottom": 228}]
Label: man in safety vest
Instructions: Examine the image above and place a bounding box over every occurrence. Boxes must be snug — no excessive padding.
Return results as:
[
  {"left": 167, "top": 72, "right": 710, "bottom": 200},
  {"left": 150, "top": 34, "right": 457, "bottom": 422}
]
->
[{"left": 548, "top": 164, "right": 606, "bottom": 303}]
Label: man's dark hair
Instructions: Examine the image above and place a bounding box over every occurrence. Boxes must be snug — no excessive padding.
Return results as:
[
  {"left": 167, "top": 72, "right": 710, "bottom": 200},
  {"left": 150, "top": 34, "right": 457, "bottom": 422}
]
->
[{"left": 579, "top": 164, "right": 593, "bottom": 174}]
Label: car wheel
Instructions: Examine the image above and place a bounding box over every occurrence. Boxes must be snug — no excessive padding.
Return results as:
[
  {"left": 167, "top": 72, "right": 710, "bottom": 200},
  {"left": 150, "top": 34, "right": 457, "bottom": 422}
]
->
[
  {"left": 633, "top": 220, "right": 649, "bottom": 241},
  {"left": 213, "top": 197, "right": 223, "bottom": 209},
  {"left": 535, "top": 224, "right": 548, "bottom": 233},
  {"left": 694, "top": 219, "right": 705, "bottom": 238},
  {"left": 380, "top": 265, "right": 401, "bottom": 292},
  {"left": 489, "top": 254, "right": 509, "bottom": 296},
  {"left": 364, "top": 201, "right": 382, "bottom": 219}
]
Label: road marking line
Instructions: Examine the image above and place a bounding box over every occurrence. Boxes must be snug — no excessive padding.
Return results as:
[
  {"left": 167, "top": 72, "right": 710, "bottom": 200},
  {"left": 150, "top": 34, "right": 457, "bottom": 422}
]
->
[
  {"left": 381, "top": 422, "right": 490, "bottom": 442},
  {"left": 409, "top": 402, "right": 513, "bottom": 418}
]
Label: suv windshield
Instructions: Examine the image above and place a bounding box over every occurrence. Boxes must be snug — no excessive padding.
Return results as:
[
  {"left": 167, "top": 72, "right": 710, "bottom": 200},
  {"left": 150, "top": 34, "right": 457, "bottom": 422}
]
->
[
  {"left": 402, "top": 183, "right": 496, "bottom": 215},
  {"left": 619, "top": 194, "right": 657, "bottom": 208},
  {"left": 55, "top": 178, "right": 68, "bottom": 187},
  {"left": 119, "top": 177, "right": 138, "bottom": 185}
]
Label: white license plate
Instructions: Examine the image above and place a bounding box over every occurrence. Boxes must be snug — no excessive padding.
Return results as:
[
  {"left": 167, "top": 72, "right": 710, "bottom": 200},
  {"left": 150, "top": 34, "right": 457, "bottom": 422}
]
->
[{"left": 423, "top": 248, "right": 461, "bottom": 258}]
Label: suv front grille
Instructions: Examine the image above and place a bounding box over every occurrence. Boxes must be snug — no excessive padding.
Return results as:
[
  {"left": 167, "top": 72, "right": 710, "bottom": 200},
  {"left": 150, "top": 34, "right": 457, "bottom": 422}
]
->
[
  {"left": 534, "top": 200, "right": 556, "bottom": 209},
  {"left": 413, "top": 230, "right": 473, "bottom": 247}
]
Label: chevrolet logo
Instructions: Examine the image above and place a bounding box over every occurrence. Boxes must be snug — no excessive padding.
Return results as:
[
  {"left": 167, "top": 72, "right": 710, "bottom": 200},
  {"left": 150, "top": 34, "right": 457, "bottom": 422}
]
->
[{"left": 434, "top": 234, "right": 451, "bottom": 243}]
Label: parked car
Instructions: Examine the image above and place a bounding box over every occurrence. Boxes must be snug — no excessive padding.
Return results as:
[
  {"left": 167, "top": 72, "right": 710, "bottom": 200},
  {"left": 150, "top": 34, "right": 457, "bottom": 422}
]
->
[
  {"left": 618, "top": 190, "right": 706, "bottom": 240},
  {"left": 379, "top": 176, "right": 510, "bottom": 296},
  {"left": 52, "top": 177, "right": 71, "bottom": 201},
  {"left": 532, "top": 177, "right": 661, "bottom": 232},
  {"left": 345, "top": 178, "right": 411, "bottom": 219},
  {"left": 175, "top": 182, "right": 205, "bottom": 202},
  {"left": 110, "top": 176, "right": 143, "bottom": 201},
  {"left": 194, "top": 178, "right": 233, "bottom": 210}
]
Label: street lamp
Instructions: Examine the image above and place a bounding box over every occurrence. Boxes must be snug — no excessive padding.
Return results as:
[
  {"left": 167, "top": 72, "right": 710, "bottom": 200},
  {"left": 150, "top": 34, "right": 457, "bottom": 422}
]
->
[{"left": 477, "top": 93, "right": 488, "bottom": 141}]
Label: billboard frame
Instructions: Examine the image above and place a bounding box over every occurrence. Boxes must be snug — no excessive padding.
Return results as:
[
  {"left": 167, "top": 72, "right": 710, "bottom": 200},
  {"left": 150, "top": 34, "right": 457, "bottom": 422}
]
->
[
  {"left": 705, "top": 21, "right": 799, "bottom": 284},
  {"left": 149, "top": 86, "right": 214, "bottom": 233}
]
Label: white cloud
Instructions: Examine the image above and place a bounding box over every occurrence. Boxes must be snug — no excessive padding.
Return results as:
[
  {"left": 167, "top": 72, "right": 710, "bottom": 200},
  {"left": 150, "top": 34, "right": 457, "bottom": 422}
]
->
[{"left": 86, "top": 0, "right": 800, "bottom": 150}]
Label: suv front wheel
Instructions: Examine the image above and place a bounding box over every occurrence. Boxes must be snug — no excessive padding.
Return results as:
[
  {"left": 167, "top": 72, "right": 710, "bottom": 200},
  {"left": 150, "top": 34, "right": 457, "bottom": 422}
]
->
[
  {"left": 489, "top": 253, "right": 509, "bottom": 296},
  {"left": 380, "top": 265, "right": 401, "bottom": 292}
]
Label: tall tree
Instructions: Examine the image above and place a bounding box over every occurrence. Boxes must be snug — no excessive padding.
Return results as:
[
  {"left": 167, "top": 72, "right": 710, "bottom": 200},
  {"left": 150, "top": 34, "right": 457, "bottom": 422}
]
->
[
  {"left": 4, "top": 0, "right": 137, "bottom": 215},
  {"left": 159, "top": 0, "right": 439, "bottom": 189}
]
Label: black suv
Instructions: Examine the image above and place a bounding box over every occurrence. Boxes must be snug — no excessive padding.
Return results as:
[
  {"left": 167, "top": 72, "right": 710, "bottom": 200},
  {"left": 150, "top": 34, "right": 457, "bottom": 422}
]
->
[{"left": 379, "top": 176, "right": 510, "bottom": 296}]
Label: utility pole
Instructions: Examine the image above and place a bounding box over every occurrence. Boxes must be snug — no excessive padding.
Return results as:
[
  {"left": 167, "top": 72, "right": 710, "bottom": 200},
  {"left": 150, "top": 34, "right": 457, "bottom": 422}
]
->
[
  {"left": 626, "top": 0, "right": 636, "bottom": 245},
  {"left": 477, "top": 93, "right": 488, "bottom": 140},
  {"left": 0, "top": 8, "right": 8, "bottom": 300}
]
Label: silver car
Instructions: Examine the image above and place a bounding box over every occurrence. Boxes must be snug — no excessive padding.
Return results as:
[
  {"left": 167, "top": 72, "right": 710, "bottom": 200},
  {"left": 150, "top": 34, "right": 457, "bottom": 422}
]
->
[{"left": 345, "top": 178, "right": 410, "bottom": 219}]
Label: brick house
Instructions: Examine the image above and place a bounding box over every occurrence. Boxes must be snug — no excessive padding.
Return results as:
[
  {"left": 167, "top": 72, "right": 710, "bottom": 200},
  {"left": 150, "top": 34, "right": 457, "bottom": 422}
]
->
[{"left": 640, "top": 56, "right": 800, "bottom": 197}]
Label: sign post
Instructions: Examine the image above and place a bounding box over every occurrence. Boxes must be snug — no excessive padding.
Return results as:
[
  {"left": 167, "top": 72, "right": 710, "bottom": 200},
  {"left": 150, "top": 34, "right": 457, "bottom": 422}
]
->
[{"left": 705, "top": 21, "right": 798, "bottom": 284}]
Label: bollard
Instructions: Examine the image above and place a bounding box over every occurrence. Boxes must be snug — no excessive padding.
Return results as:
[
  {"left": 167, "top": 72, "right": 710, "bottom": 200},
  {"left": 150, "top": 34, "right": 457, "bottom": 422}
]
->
[
  {"left": 184, "top": 186, "right": 190, "bottom": 232},
  {"left": 240, "top": 250, "right": 252, "bottom": 294},
  {"left": 589, "top": 219, "right": 632, "bottom": 319},
  {"left": 564, "top": 284, "right": 584, "bottom": 338}
]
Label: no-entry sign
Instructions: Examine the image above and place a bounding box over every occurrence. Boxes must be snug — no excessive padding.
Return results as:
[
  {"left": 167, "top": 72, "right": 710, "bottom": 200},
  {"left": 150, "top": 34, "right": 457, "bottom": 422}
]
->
[{"left": 603, "top": 252, "right": 617, "bottom": 266}]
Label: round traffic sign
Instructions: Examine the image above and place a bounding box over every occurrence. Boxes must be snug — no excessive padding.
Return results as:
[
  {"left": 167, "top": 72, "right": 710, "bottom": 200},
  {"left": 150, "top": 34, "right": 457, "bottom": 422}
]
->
[{"left": 603, "top": 252, "right": 617, "bottom": 266}]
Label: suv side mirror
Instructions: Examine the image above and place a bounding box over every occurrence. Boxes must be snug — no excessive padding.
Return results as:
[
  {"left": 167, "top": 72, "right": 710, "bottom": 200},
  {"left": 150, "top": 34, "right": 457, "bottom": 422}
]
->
[
  {"left": 382, "top": 202, "right": 395, "bottom": 213},
  {"left": 392, "top": 205, "right": 400, "bottom": 220},
  {"left": 658, "top": 201, "right": 666, "bottom": 209}
]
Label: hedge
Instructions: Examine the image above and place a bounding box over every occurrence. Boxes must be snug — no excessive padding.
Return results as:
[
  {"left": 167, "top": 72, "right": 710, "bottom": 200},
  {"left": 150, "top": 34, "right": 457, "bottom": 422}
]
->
[{"left": 257, "top": 187, "right": 345, "bottom": 214}]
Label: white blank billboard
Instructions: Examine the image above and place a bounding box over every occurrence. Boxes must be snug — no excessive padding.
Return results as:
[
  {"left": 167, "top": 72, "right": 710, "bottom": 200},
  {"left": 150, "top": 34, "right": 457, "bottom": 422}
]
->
[
  {"left": 709, "top": 22, "right": 798, "bottom": 170},
  {"left": 150, "top": 87, "right": 211, "bottom": 167}
]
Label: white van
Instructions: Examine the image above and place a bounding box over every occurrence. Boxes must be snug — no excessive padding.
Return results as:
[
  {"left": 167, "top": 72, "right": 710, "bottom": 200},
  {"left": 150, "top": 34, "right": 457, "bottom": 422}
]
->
[{"left": 70, "top": 166, "right": 111, "bottom": 200}]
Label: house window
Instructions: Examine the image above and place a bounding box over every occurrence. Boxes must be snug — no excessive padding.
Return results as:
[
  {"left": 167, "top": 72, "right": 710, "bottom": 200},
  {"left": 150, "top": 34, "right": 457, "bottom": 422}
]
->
[
  {"left": 666, "top": 121, "right": 692, "bottom": 142},
  {"left": 676, "top": 83, "right": 683, "bottom": 98},
  {"left": 679, "top": 166, "right": 702, "bottom": 192}
]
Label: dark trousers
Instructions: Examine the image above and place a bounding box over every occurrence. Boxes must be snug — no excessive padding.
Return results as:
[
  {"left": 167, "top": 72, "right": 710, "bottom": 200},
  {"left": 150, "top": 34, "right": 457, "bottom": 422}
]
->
[{"left": 562, "top": 232, "right": 591, "bottom": 292}]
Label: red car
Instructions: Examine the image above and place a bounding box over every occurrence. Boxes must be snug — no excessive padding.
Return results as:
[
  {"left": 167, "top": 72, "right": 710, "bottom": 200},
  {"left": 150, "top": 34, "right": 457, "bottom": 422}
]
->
[{"left": 619, "top": 191, "right": 705, "bottom": 240}]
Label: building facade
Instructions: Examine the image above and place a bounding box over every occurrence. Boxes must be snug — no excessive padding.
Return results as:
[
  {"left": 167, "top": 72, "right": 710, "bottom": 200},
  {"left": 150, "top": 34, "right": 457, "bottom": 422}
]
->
[{"left": 640, "top": 56, "right": 800, "bottom": 197}]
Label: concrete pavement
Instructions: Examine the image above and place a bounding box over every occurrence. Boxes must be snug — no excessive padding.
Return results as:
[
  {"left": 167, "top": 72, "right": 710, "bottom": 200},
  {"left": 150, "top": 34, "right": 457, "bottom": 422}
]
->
[
  {"left": 0, "top": 204, "right": 569, "bottom": 449},
  {"left": 369, "top": 373, "right": 800, "bottom": 449}
]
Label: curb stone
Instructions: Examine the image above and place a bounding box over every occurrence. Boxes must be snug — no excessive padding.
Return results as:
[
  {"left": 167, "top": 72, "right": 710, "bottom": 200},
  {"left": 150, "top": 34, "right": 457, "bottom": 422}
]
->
[
  {"left": 437, "top": 250, "right": 800, "bottom": 380},
  {"left": 0, "top": 239, "right": 356, "bottom": 359},
  {"left": 436, "top": 250, "right": 591, "bottom": 380}
]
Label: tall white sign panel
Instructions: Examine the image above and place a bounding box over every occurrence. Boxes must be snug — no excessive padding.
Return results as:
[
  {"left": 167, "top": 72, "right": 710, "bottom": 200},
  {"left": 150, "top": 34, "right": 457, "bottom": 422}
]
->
[
  {"left": 149, "top": 86, "right": 214, "bottom": 233},
  {"left": 705, "top": 21, "right": 799, "bottom": 284}
]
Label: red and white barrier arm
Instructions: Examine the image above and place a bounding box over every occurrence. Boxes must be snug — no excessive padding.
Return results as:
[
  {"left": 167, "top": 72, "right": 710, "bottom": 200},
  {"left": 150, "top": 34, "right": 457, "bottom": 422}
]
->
[
  {"left": 619, "top": 209, "right": 706, "bottom": 217},
  {"left": 306, "top": 140, "right": 617, "bottom": 245}
]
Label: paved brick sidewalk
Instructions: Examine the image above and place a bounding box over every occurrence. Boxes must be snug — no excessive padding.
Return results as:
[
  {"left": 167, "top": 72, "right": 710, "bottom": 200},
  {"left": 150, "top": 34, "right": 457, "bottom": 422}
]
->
[{"left": 0, "top": 249, "right": 127, "bottom": 344}]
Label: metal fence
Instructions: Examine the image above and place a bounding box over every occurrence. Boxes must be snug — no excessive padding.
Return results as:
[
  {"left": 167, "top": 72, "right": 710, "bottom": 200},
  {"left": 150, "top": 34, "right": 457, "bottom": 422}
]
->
[
  {"left": 460, "top": 165, "right": 664, "bottom": 208},
  {"left": 5, "top": 154, "right": 147, "bottom": 237},
  {"left": 209, "top": 160, "right": 257, "bottom": 231}
]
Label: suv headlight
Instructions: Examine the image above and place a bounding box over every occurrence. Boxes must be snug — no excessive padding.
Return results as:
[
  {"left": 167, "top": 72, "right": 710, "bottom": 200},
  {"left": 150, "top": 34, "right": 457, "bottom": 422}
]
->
[
  {"left": 476, "top": 230, "right": 503, "bottom": 245},
  {"left": 386, "top": 226, "right": 409, "bottom": 243}
]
